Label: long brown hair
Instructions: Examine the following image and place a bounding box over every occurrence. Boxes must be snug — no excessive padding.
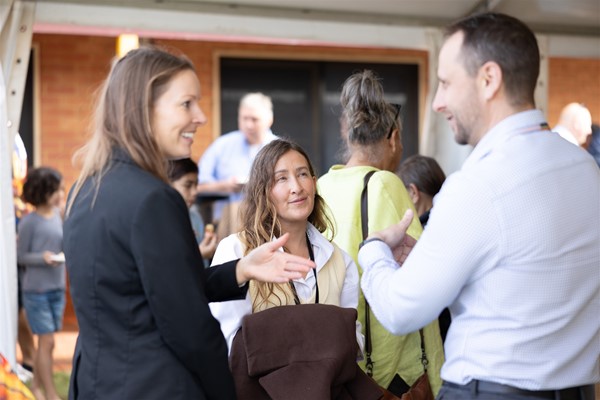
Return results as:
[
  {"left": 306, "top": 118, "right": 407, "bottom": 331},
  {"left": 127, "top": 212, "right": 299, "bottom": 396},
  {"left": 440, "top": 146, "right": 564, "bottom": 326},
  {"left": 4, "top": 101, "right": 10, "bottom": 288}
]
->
[
  {"left": 240, "top": 138, "right": 335, "bottom": 310},
  {"left": 66, "top": 46, "right": 195, "bottom": 215}
]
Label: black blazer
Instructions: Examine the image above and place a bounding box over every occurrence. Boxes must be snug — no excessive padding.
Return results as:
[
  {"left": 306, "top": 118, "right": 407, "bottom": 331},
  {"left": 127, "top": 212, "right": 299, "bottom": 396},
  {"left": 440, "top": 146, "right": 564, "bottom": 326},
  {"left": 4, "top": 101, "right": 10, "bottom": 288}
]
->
[{"left": 64, "top": 149, "right": 244, "bottom": 400}]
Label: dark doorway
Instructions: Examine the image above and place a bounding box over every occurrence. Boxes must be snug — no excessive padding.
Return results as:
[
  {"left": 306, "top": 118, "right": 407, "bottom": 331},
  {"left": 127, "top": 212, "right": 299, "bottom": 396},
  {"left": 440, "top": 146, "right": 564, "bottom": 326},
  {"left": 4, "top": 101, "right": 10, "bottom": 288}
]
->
[{"left": 220, "top": 58, "right": 419, "bottom": 176}]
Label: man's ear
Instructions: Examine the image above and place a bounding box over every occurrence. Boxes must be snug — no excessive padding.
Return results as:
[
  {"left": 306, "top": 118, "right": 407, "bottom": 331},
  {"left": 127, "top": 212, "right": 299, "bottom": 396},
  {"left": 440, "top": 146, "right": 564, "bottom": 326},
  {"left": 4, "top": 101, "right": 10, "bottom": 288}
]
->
[{"left": 479, "top": 61, "right": 502, "bottom": 101}]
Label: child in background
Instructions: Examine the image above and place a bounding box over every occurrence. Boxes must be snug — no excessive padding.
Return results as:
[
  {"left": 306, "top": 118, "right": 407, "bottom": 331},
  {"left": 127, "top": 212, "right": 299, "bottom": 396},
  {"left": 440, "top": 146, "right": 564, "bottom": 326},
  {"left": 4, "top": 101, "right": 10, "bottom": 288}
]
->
[
  {"left": 168, "top": 158, "right": 217, "bottom": 265},
  {"left": 17, "top": 167, "right": 66, "bottom": 400},
  {"left": 12, "top": 134, "right": 36, "bottom": 382}
]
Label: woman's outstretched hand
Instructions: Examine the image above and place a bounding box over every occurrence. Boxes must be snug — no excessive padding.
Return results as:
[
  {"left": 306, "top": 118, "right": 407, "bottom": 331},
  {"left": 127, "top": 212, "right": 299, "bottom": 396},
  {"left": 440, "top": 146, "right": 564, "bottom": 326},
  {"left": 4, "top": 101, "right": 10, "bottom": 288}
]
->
[{"left": 235, "top": 233, "right": 316, "bottom": 285}]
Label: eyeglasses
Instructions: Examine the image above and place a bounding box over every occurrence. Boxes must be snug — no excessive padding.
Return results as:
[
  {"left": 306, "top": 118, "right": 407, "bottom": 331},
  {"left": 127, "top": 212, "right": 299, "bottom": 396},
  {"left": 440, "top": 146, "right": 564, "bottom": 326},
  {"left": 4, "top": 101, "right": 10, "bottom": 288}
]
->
[{"left": 387, "top": 103, "right": 402, "bottom": 139}]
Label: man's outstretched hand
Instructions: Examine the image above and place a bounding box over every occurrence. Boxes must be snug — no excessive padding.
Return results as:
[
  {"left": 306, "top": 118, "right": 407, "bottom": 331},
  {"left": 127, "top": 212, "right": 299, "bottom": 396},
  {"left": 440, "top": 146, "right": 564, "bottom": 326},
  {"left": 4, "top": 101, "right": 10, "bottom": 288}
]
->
[{"left": 367, "top": 209, "right": 417, "bottom": 264}]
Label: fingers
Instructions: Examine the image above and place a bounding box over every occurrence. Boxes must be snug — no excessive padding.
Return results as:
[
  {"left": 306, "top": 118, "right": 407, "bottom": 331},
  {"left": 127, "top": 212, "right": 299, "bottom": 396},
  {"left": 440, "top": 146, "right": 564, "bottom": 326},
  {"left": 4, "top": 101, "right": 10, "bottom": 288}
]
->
[
  {"left": 270, "top": 252, "right": 314, "bottom": 282},
  {"left": 394, "top": 234, "right": 417, "bottom": 264},
  {"left": 201, "top": 232, "right": 217, "bottom": 246},
  {"left": 398, "top": 209, "right": 414, "bottom": 232},
  {"left": 404, "top": 234, "right": 417, "bottom": 247},
  {"left": 43, "top": 251, "right": 54, "bottom": 265},
  {"left": 281, "top": 253, "right": 315, "bottom": 271},
  {"left": 267, "top": 232, "right": 289, "bottom": 251},
  {"left": 382, "top": 209, "right": 414, "bottom": 246},
  {"left": 267, "top": 263, "right": 313, "bottom": 283}
]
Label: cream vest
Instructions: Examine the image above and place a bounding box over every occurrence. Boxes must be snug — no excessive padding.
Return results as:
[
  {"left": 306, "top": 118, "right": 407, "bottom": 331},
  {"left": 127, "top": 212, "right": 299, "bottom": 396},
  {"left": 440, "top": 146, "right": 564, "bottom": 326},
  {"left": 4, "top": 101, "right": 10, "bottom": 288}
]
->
[{"left": 250, "top": 242, "right": 347, "bottom": 313}]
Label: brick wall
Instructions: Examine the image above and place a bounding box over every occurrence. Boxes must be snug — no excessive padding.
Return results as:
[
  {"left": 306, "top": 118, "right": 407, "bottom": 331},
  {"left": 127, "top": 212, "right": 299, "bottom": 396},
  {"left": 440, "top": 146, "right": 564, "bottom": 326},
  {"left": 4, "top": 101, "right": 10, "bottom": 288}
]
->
[
  {"left": 547, "top": 57, "right": 600, "bottom": 127},
  {"left": 35, "top": 34, "right": 429, "bottom": 329},
  {"left": 36, "top": 33, "right": 598, "bottom": 190},
  {"left": 34, "top": 33, "right": 427, "bottom": 191},
  {"left": 36, "top": 35, "right": 115, "bottom": 189},
  {"left": 32, "top": 33, "right": 598, "bottom": 329}
]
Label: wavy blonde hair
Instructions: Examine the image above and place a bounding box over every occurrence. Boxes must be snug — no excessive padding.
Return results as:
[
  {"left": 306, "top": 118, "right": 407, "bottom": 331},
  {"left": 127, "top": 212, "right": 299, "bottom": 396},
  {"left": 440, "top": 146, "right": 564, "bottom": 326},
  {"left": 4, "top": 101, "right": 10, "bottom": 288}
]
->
[{"left": 240, "top": 138, "right": 335, "bottom": 311}]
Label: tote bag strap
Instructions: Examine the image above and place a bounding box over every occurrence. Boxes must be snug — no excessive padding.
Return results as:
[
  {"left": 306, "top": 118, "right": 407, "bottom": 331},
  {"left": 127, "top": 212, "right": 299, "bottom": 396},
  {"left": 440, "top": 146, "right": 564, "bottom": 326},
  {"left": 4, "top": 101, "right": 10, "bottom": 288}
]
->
[{"left": 360, "top": 170, "right": 377, "bottom": 376}]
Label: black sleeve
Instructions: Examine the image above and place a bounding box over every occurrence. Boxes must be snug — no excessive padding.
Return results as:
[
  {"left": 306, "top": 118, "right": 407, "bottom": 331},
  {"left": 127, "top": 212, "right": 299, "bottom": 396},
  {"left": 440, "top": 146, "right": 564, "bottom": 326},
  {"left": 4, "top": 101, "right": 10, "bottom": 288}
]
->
[
  {"left": 203, "top": 260, "right": 248, "bottom": 302},
  {"left": 131, "top": 186, "right": 235, "bottom": 400}
]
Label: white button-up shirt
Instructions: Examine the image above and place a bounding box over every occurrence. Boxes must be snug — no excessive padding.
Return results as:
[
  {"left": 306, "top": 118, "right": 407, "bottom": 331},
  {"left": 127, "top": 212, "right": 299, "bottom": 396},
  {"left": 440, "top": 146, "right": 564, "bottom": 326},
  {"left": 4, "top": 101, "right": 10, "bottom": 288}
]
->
[
  {"left": 210, "top": 223, "right": 360, "bottom": 353},
  {"left": 359, "top": 110, "right": 600, "bottom": 390}
]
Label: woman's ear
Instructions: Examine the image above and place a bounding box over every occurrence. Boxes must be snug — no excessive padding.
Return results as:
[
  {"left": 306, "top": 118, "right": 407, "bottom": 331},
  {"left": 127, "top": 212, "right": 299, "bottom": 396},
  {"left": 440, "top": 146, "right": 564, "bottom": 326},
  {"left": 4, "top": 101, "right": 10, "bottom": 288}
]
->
[
  {"left": 388, "top": 129, "right": 404, "bottom": 160},
  {"left": 407, "top": 183, "right": 420, "bottom": 205},
  {"left": 388, "top": 128, "right": 399, "bottom": 150}
]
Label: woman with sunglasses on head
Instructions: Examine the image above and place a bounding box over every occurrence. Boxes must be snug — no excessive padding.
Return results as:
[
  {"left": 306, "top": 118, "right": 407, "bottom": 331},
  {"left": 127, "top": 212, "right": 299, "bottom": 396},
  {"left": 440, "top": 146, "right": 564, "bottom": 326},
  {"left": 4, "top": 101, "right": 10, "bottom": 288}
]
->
[
  {"left": 63, "top": 46, "right": 313, "bottom": 400},
  {"left": 318, "top": 69, "right": 444, "bottom": 397}
]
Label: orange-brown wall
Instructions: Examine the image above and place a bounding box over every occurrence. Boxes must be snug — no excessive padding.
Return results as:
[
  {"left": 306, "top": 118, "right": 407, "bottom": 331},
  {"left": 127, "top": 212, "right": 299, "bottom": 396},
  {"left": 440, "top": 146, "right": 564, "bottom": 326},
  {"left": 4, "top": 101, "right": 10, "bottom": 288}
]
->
[
  {"left": 34, "top": 33, "right": 429, "bottom": 329},
  {"left": 32, "top": 33, "right": 599, "bottom": 330},
  {"left": 547, "top": 57, "right": 600, "bottom": 127},
  {"left": 34, "top": 33, "right": 600, "bottom": 190},
  {"left": 34, "top": 33, "right": 427, "bottom": 191}
]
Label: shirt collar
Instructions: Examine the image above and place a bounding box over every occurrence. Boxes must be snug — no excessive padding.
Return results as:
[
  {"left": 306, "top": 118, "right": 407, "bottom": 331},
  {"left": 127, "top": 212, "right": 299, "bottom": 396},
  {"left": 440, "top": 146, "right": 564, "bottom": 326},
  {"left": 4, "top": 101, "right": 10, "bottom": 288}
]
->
[
  {"left": 462, "top": 109, "right": 547, "bottom": 170},
  {"left": 306, "top": 223, "right": 334, "bottom": 272}
]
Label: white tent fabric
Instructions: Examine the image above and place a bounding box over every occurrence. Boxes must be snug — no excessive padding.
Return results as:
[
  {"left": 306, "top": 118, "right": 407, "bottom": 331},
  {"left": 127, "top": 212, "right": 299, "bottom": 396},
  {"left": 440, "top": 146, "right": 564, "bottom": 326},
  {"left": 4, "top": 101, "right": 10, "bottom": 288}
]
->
[
  {"left": 0, "top": 61, "right": 18, "bottom": 367},
  {"left": 1, "top": 0, "right": 35, "bottom": 367}
]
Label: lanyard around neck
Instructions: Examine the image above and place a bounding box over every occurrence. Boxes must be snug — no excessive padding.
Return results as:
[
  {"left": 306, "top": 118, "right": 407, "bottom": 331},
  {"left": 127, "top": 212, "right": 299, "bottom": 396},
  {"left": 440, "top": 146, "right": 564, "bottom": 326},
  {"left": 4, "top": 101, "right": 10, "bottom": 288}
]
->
[{"left": 290, "top": 233, "right": 318, "bottom": 305}]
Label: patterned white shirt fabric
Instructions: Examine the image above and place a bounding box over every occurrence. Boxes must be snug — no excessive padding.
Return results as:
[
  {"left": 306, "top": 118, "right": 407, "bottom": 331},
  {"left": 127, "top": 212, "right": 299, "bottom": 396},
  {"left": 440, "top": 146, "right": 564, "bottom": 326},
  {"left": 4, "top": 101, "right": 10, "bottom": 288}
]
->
[
  {"left": 553, "top": 124, "right": 579, "bottom": 146},
  {"left": 359, "top": 110, "right": 600, "bottom": 390}
]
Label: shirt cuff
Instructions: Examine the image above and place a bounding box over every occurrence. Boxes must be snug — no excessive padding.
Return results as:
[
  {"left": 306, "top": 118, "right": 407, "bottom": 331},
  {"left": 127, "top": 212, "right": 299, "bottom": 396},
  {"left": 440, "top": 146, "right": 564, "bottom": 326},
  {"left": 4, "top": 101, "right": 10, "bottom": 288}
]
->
[
  {"left": 357, "top": 239, "right": 395, "bottom": 272},
  {"left": 358, "top": 237, "right": 384, "bottom": 250}
]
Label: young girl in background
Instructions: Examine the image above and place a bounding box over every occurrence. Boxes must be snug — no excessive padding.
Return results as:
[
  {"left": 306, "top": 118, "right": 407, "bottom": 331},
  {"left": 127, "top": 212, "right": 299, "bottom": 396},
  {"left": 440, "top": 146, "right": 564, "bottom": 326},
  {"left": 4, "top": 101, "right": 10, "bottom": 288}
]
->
[
  {"left": 168, "top": 158, "right": 218, "bottom": 264},
  {"left": 17, "top": 166, "right": 65, "bottom": 400}
]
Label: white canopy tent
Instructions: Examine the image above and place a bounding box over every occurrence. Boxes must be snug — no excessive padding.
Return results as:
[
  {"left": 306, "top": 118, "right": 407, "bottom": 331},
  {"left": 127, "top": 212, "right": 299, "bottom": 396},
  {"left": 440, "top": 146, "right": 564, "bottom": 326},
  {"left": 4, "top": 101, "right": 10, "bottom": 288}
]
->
[
  {"left": 1, "top": 0, "right": 34, "bottom": 367},
  {"left": 0, "top": 0, "right": 598, "bottom": 367}
]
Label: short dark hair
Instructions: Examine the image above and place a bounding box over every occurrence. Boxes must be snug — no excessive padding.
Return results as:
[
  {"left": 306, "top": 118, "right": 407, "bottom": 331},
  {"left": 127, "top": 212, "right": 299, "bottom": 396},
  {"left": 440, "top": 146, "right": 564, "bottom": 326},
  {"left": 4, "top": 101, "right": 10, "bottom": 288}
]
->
[
  {"left": 167, "top": 158, "right": 199, "bottom": 182},
  {"left": 22, "top": 167, "right": 62, "bottom": 207},
  {"left": 445, "top": 12, "right": 539, "bottom": 107},
  {"left": 398, "top": 155, "right": 446, "bottom": 197}
]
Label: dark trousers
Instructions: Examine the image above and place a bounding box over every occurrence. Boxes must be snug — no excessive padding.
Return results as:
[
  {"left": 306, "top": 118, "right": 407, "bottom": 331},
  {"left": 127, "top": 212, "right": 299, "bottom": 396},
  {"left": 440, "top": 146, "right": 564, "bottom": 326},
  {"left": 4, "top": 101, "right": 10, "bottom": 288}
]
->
[{"left": 436, "top": 380, "right": 595, "bottom": 400}]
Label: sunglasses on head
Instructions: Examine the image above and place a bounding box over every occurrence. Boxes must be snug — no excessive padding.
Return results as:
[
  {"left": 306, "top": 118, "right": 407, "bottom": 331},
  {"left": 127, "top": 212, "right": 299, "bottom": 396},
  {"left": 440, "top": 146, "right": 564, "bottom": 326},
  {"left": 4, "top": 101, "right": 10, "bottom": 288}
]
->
[{"left": 387, "top": 103, "right": 402, "bottom": 139}]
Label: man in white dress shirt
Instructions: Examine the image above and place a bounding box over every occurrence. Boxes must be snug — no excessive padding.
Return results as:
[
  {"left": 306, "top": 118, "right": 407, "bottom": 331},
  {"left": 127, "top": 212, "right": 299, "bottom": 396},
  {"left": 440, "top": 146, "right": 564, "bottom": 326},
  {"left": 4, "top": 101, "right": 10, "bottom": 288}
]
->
[{"left": 358, "top": 12, "right": 599, "bottom": 400}]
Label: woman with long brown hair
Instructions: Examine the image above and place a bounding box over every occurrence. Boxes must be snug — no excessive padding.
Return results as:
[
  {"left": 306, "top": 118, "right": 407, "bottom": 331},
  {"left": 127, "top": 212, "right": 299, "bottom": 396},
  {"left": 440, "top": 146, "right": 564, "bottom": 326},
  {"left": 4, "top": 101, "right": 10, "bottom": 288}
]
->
[{"left": 210, "top": 138, "right": 360, "bottom": 350}]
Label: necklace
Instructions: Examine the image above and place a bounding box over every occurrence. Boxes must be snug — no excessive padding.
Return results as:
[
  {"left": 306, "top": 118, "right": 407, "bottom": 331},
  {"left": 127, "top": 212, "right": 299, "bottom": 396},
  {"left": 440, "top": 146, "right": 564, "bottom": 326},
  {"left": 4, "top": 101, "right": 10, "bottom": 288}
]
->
[{"left": 289, "top": 233, "right": 319, "bottom": 304}]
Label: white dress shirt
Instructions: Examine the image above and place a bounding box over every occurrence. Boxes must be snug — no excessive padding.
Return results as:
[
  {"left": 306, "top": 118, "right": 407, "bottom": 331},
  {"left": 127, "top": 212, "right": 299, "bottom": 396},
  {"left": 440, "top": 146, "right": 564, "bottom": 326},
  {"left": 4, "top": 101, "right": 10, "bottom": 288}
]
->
[
  {"left": 359, "top": 110, "right": 600, "bottom": 390},
  {"left": 210, "top": 223, "right": 361, "bottom": 353},
  {"left": 553, "top": 124, "right": 579, "bottom": 146}
]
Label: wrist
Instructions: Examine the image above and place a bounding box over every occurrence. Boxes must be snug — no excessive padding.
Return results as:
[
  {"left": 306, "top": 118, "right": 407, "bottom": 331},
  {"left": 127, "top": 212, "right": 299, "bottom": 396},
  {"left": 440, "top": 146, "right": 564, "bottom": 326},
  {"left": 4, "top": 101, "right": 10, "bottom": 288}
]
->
[
  {"left": 235, "top": 258, "right": 249, "bottom": 285},
  {"left": 359, "top": 237, "right": 384, "bottom": 250}
]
